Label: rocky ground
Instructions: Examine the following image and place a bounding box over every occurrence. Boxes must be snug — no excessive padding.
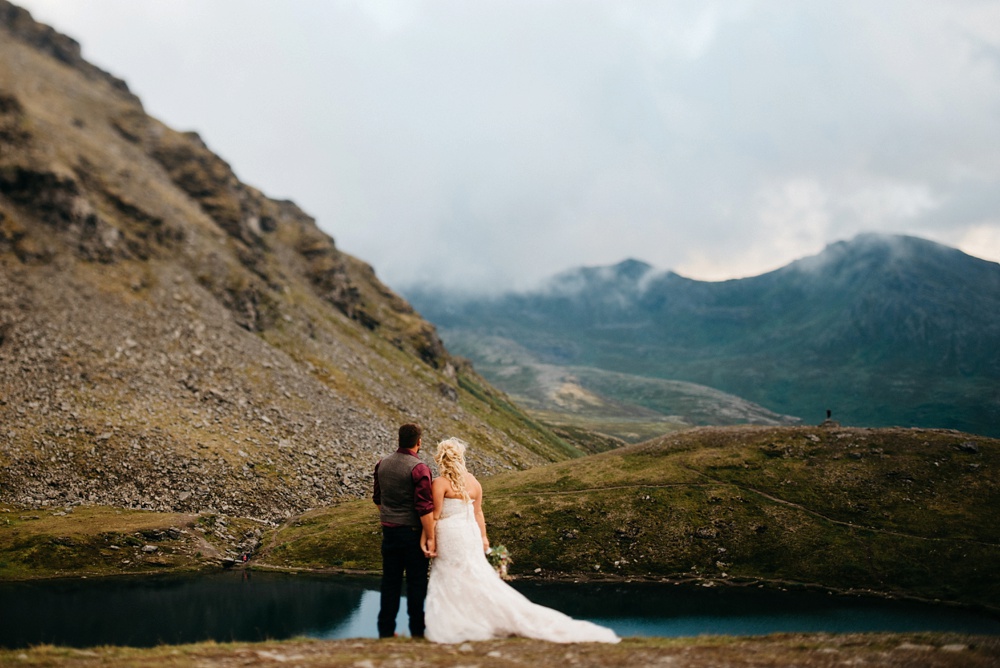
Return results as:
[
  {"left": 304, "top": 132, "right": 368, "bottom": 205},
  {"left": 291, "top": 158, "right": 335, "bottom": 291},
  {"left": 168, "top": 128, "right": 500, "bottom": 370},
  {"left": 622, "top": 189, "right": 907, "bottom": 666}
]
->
[{"left": 2, "top": 634, "right": 998, "bottom": 667}]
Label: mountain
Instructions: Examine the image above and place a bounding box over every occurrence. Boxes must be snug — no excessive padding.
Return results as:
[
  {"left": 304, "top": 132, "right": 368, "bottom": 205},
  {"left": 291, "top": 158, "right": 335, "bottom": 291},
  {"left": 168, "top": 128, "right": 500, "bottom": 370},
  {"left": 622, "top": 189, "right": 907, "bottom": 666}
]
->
[
  {"left": 407, "top": 234, "right": 1000, "bottom": 438},
  {"left": 0, "top": 2, "right": 581, "bottom": 522}
]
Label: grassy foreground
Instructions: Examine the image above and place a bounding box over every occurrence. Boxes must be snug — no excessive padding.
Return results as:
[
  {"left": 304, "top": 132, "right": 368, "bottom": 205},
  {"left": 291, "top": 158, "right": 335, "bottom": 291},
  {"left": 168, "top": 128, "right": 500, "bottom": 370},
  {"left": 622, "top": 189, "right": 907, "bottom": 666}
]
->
[{"left": 1, "top": 634, "right": 998, "bottom": 667}]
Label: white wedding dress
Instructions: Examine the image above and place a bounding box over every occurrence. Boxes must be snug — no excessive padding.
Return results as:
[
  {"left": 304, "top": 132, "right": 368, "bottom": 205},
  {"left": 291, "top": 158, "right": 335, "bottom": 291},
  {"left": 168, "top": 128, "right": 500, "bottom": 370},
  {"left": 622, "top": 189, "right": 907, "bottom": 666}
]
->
[{"left": 424, "top": 498, "right": 620, "bottom": 644}]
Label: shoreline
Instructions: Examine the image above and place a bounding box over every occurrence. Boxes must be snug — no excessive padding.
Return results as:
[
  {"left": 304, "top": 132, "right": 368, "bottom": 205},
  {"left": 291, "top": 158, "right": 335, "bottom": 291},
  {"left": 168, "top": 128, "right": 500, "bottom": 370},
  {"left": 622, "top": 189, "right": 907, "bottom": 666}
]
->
[
  {"left": 242, "top": 562, "right": 1000, "bottom": 618},
  {"left": 8, "top": 561, "right": 996, "bottom": 622}
]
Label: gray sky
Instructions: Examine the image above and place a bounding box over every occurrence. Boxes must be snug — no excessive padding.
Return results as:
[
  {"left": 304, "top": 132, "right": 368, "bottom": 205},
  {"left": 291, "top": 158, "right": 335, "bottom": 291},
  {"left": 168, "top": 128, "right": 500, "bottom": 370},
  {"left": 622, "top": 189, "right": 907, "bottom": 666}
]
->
[{"left": 16, "top": 0, "right": 1000, "bottom": 292}]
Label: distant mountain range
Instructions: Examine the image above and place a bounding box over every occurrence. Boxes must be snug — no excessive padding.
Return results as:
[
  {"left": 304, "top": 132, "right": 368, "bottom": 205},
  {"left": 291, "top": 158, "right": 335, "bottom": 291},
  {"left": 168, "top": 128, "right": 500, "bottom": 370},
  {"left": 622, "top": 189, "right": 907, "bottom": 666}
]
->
[{"left": 407, "top": 234, "right": 1000, "bottom": 438}]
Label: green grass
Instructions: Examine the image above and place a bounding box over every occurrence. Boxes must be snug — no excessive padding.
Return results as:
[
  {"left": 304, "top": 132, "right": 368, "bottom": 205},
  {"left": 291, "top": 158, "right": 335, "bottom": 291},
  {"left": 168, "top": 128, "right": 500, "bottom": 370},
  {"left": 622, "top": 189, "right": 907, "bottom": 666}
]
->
[
  {"left": 0, "top": 506, "right": 209, "bottom": 579},
  {"left": 257, "top": 503, "right": 381, "bottom": 571},
  {"left": 4, "top": 426, "right": 998, "bottom": 611},
  {"left": 256, "top": 425, "right": 1000, "bottom": 610},
  {"left": 483, "top": 426, "right": 1000, "bottom": 607}
]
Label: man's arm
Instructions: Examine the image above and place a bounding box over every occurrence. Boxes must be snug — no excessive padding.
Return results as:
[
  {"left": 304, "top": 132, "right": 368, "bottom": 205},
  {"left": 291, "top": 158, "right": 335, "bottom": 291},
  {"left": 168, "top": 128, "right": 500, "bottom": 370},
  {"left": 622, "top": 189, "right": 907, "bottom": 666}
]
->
[
  {"left": 419, "top": 512, "right": 436, "bottom": 558},
  {"left": 412, "top": 462, "right": 434, "bottom": 515},
  {"left": 372, "top": 460, "right": 381, "bottom": 506},
  {"left": 413, "top": 462, "right": 435, "bottom": 557}
]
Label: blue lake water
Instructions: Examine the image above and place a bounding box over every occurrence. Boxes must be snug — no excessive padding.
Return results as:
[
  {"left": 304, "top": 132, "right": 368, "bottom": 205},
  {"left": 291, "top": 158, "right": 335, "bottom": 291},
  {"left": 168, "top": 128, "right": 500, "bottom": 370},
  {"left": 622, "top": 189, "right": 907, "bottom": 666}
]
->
[{"left": 0, "top": 571, "right": 997, "bottom": 648}]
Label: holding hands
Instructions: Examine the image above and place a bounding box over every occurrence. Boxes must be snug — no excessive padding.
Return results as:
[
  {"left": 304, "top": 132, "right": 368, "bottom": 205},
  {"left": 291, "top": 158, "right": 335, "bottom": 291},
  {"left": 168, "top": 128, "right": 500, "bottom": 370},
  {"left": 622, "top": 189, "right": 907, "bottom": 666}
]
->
[{"left": 421, "top": 530, "right": 437, "bottom": 558}]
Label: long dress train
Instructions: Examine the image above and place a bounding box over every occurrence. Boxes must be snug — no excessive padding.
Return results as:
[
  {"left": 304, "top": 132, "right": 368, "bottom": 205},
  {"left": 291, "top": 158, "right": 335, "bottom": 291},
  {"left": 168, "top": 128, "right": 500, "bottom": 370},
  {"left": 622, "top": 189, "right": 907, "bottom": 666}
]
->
[{"left": 424, "top": 498, "right": 620, "bottom": 644}]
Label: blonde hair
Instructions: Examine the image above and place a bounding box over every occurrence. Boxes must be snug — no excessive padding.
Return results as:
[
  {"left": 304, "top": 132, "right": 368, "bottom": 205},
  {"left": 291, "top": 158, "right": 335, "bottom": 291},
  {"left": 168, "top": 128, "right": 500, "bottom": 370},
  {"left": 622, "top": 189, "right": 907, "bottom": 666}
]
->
[{"left": 435, "top": 437, "right": 470, "bottom": 501}]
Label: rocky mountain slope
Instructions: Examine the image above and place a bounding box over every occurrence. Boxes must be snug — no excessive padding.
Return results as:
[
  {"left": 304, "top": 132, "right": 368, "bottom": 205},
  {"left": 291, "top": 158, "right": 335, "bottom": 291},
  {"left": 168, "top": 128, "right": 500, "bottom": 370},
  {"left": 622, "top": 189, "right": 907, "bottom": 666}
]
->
[
  {"left": 0, "top": 2, "right": 580, "bottom": 522},
  {"left": 408, "top": 234, "right": 1000, "bottom": 438}
]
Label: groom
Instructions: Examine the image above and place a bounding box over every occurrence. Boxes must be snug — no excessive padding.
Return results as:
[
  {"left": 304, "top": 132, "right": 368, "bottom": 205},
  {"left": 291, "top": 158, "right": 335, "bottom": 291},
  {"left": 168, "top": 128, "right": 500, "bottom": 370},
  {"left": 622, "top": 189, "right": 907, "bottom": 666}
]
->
[{"left": 372, "top": 423, "right": 435, "bottom": 638}]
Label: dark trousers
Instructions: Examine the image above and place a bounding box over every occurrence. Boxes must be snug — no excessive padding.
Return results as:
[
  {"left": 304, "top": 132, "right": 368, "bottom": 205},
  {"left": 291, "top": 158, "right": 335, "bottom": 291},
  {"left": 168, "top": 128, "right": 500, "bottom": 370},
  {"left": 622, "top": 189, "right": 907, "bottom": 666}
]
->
[{"left": 378, "top": 525, "right": 429, "bottom": 638}]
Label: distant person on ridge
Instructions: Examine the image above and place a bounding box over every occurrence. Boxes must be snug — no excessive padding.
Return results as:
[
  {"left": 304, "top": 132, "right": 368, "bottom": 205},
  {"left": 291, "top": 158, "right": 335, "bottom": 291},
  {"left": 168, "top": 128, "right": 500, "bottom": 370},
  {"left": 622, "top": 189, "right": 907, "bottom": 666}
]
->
[{"left": 372, "top": 423, "right": 435, "bottom": 638}]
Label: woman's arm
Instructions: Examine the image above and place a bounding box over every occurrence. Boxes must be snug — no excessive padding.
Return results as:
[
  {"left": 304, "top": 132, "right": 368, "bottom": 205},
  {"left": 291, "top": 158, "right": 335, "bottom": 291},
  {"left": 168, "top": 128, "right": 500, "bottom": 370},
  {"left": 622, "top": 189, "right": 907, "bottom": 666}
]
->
[
  {"left": 468, "top": 474, "right": 490, "bottom": 552},
  {"left": 431, "top": 478, "right": 448, "bottom": 521},
  {"left": 420, "top": 478, "right": 449, "bottom": 558}
]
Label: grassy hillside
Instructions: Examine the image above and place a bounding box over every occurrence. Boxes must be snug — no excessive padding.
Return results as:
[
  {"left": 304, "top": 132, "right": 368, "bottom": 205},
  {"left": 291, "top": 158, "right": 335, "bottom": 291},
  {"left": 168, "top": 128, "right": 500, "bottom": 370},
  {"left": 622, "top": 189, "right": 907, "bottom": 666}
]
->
[{"left": 257, "top": 425, "right": 1000, "bottom": 610}]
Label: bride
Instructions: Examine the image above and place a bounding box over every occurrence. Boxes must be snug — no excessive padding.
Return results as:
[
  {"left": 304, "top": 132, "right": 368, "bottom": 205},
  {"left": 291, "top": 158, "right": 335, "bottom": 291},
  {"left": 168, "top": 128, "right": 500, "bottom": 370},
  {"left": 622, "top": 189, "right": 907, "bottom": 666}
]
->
[{"left": 422, "top": 437, "right": 620, "bottom": 644}]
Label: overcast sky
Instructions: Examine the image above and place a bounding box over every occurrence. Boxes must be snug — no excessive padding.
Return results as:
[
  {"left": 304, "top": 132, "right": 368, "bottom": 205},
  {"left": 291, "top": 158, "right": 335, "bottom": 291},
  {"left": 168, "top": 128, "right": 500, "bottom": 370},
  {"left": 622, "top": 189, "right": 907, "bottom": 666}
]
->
[{"left": 15, "top": 0, "right": 1000, "bottom": 292}]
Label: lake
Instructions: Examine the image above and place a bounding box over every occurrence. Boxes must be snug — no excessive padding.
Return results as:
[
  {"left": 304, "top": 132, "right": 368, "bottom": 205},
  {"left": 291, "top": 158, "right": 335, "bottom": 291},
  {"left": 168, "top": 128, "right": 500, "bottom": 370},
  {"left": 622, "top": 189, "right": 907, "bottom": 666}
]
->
[{"left": 1, "top": 571, "right": 997, "bottom": 648}]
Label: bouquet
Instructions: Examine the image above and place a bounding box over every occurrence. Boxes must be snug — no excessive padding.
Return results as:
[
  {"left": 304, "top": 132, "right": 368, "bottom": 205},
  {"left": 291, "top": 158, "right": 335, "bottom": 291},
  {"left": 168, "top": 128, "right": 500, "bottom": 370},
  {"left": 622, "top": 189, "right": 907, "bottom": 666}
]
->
[{"left": 486, "top": 545, "right": 513, "bottom": 580}]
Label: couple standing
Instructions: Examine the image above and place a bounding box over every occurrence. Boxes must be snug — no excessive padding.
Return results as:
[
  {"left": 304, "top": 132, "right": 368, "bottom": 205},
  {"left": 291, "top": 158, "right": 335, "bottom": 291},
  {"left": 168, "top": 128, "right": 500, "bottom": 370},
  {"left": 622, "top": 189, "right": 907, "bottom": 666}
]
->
[{"left": 372, "top": 423, "right": 619, "bottom": 644}]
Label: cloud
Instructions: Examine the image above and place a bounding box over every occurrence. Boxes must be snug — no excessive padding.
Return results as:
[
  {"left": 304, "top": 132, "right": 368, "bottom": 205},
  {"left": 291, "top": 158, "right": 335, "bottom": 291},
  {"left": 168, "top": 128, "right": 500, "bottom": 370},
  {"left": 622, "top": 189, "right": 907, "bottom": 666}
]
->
[
  {"left": 956, "top": 222, "right": 1000, "bottom": 264},
  {"left": 14, "top": 0, "right": 1000, "bottom": 292}
]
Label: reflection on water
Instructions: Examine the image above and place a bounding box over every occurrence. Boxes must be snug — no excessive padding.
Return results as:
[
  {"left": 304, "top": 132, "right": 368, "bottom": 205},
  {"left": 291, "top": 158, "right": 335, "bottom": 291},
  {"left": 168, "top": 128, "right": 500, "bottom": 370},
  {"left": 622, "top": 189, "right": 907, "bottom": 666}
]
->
[
  {"left": 0, "top": 571, "right": 366, "bottom": 648},
  {"left": 0, "top": 572, "right": 997, "bottom": 649}
]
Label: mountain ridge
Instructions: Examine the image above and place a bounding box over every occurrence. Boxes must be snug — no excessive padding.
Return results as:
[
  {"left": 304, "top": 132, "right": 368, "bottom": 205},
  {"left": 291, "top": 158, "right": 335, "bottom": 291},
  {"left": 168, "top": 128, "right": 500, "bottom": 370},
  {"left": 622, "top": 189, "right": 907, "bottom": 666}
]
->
[{"left": 407, "top": 233, "right": 1000, "bottom": 437}]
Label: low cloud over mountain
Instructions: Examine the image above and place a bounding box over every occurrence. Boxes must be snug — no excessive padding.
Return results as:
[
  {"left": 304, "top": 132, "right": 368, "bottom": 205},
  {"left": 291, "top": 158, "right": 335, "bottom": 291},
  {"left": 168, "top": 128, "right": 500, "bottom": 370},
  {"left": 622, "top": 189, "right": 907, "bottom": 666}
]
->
[{"left": 409, "top": 234, "right": 1000, "bottom": 438}]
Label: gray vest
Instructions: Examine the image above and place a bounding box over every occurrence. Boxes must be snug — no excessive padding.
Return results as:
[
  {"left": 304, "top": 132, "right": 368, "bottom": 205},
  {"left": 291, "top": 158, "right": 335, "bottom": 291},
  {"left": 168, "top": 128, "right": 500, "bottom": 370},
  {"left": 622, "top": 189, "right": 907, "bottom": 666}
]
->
[{"left": 377, "top": 451, "right": 421, "bottom": 527}]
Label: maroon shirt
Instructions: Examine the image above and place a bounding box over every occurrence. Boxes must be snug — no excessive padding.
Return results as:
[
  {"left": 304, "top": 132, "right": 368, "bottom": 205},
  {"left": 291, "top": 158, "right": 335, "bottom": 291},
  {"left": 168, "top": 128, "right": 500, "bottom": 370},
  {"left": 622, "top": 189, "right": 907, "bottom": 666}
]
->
[{"left": 372, "top": 447, "right": 434, "bottom": 526}]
